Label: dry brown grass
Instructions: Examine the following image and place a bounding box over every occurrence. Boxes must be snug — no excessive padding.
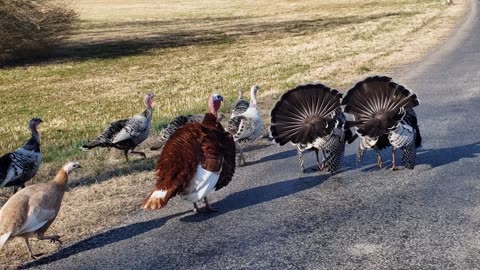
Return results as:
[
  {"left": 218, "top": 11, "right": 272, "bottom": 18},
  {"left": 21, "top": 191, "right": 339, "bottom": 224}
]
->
[{"left": 0, "top": 0, "right": 468, "bottom": 267}]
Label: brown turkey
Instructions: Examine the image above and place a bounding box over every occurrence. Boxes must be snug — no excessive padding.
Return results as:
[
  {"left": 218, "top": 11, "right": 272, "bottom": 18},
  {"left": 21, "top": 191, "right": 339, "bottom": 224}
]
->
[{"left": 143, "top": 94, "right": 236, "bottom": 212}]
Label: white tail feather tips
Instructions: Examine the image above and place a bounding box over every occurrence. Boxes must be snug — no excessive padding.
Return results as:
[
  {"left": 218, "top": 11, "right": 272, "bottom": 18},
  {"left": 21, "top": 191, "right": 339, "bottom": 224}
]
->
[
  {"left": 150, "top": 190, "right": 167, "bottom": 200},
  {"left": 0, "top": 232, "right": 11, "bottom": 249}
]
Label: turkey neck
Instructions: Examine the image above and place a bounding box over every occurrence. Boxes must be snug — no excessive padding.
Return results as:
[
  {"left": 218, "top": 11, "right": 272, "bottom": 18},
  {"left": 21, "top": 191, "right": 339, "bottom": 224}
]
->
[
  {"left": 142, "top": 107, "right": 154, "bottom": 120},
  {"left": 52, "top": 168, "right": 69, "bottom": 191},
  {"left": 23, "top": 124, "right": 41, "bottom": 151},
  {"left": 249, "top": 87, "right": 257, "bottom": 108}
]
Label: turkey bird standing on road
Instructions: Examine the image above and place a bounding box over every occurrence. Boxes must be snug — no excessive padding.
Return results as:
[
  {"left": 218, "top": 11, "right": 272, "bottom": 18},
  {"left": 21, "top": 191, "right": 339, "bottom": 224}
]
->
[
  {"left": 342, "top": 76, "right": 421, "bottom": 170},
  {"left": 0, "top": 118, "right": 43, "bottom": 192},
  {"left": 270, "top": 84, "right": 355, "bottom": 174},
  {"left": 143, "top": 94, "right": 236, "bottom": 212},
  {"left": 227, "top": 85, "right": 262, "bottom": 166},
  {"left": 82, "top": 93, "right": 155, "bottom": 162},
  {"left": 230, "top": 89, "right": 249, "bottom": 119}
]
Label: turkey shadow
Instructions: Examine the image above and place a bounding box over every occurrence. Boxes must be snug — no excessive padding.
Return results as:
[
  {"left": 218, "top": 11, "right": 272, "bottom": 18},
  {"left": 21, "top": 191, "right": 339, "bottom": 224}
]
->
[
  {"left": 356, "top": 141, "right": 480, "bottom": 171},
  {"left": 416, "top": 141, "right": 480, "bottom": 167},
  {"left": 247, "top": 148, "right": 297, "bottom": 166},
  {"left": 21, "top": 211, "right": 189, "bottom": 269},
  {"left": 179, "top": 175, "right": 328, "bottom": 223}
]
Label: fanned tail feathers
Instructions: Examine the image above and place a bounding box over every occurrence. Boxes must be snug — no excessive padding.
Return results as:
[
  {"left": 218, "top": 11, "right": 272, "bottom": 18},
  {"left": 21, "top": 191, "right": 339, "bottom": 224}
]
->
[
  {"left": 270, "top": 84, "right": 342, "bottom": 145},
  {"left": 82, "top": 119, "right": 128, "bottom": 150},
  {"left": 342, "top": 76, "right": 419, "bottom": 138}
]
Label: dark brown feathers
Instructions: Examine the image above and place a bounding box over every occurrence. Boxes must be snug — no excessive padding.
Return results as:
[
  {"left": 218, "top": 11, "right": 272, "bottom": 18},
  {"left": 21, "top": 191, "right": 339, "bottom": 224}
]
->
[
  {"left": 270, "top": 84, "right": 342, "bottom": 145},
  {"left": 143, "top": 113, "right": 235, "bottom": 210},
  {"left": 342, "top": 76, "right": 419, "bottom": 137}
]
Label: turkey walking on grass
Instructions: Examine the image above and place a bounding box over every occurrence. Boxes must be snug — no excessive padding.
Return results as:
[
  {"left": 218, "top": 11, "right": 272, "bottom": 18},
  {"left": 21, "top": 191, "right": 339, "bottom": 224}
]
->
[
  {"left": 227, "top": 85, "right": 262, "bottom": 166},
  {"left": 270, "top": 84, "right": 355, "bottom": 174},
  {"left": 143, "top": 94, "right": 236, "bottom": 212},
  {"left": 0, "top": 118, "right": 43, "bottom": 192},
  {"left": 82, "top": 93, "right": 155, "bottom": 161},
  {"left": 0, "top": 162, "right": 81, "bottom": 260},
  {"left": 342, "top": 76, "right": 422, "bottom": 170}
]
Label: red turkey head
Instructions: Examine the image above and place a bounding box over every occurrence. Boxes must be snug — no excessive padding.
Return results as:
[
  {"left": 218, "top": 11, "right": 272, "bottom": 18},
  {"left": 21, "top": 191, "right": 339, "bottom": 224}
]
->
[
  {"left": 144, "top": 93, "right": 155, "bottom": 108},
  {"left": 208, "top": 93, "right": 224, "bottom": 117}
]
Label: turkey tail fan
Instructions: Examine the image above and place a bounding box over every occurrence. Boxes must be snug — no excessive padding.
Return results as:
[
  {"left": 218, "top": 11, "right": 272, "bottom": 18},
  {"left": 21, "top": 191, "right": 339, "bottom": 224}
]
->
[
  {"left": 81, "top": 119, "right": 128, "bottom": 150},
  {"left": 342, "top": 76, "right": 419, "bottom": 137},
  {"left": 270, "top": 84, "right": 342, "bottom": 146}
]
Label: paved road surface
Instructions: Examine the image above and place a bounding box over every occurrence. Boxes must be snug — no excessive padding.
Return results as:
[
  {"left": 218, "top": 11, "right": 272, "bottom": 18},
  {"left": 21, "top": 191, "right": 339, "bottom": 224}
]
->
[{"left": 26, "top": 1, "right": 480, "bottom": 269}]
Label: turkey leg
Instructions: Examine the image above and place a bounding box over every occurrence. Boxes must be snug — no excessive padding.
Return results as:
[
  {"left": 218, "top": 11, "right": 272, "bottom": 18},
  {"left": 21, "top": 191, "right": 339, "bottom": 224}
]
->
[
  {"left": 297, "top": 147, "right": 305, "bottom": 173},
  {"left": 375, "top": 148, "right": 383, "bottom": 169},
  {"left": 391, "top": 148, "right": 398, "bottom": 171},
  {"left": 23, "top": 238, "right": 43, "bottom": 260}
]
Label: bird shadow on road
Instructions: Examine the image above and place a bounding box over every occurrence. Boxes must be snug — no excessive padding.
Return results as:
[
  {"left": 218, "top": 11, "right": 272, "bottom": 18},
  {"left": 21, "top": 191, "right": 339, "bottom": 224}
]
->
[
  {"left": 416, "top": 141, "right": 480, "bottom": 168},
  {"left": 21, "top": 210, "right": 190, "bottom": 269},
  {"left": 356, "top": 141, "right": 480, "bottom": 171},
  {"left": 179, "top": 175, "right": 328, "bottom": 223},
  {"left": 247, "top": 148, "right": 297, "bottom": 166}
]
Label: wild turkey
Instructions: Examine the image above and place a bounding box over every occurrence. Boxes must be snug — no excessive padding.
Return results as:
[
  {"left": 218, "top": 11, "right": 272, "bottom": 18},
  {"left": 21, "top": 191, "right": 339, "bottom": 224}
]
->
[
  {"left": 0, "top": 161, "right": 81, "bottom": 259},
  {"left": 143, "top": 94, "right": 236, "bottom": 212},
  {"left": 150, "top": 114, "right": 204, "bottom": 151},
  {"left": 227, "top": 85, "right": 262, "bottom": 166},
  {"left": 270, "top": 84, "right": 355, "bottom": 174},
  {"left": 82, "top": 93, "right": 155, "bottom": 161},
  {"left": 229, "top": 89, "right": 249, "bottom": 119},
  {"left": 0, "top": 118, "right": 43, "bottom": 192},
  {"left": 342, "top": 76, "right": 421, "bottom": 170}
]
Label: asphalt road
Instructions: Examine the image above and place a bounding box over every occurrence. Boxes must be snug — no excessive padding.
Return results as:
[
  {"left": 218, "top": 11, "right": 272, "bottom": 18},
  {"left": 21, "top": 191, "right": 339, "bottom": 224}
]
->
[{"left": 26, "top": 1, "right": 480, "bottom": 269}]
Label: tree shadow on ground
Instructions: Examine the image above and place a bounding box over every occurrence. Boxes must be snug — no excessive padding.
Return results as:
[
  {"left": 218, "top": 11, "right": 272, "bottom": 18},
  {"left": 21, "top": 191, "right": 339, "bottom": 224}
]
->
[{"left": 2, "top": 12, "right": 408, "bottom": 67}]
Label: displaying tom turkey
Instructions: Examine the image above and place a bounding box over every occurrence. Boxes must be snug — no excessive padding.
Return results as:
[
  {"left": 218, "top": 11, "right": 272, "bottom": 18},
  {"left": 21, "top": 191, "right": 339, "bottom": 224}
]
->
[
  {"left": 342, "top": 76, "right": 422, "bottom": 170},
  {"left": 229, "top": 89, "right": 249, "bottom": 119},
  {"left": 270, "top": 84, "right": 355, "bottom": 174},
  {"left": 143, "top": 94, "right": 235, "bottom": 212},
  {"left": 82, "top": 93, "right": 155, "bottom": 161},
  {"left": 0, "top": 118, "right": 43, "bottom": 192},
  {"left": 227, "top": 85, "right": 262, "bottom": 166}
]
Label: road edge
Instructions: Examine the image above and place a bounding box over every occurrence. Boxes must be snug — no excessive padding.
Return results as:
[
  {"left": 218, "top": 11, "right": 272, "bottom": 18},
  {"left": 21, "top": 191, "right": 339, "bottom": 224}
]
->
[{"left": 397, "top": 0, "right": 477, "bottom": 82}]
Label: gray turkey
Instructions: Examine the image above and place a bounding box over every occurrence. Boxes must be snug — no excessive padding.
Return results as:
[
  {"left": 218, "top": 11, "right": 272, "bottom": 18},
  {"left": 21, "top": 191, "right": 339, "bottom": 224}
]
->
[
  {"left": 227, "top": 85, "right": 262, "bottom": 166},
  {"left": 150, "top": 114, "right": 204, "bottom": 151},
  {"left": 0, "top": 118, "right": 43, "bottom": 192},
  {"left": 342, "top": 76, "right": 421, "bottom": 170},
  {"left": 229, "top": 89, "right": 249, "bottom": 119},
  {"left": 270, "top": 84, "right": 355, "bottom": 174},
  {"left": 82, "top": 93, "right": 155, "bottom": 161}
]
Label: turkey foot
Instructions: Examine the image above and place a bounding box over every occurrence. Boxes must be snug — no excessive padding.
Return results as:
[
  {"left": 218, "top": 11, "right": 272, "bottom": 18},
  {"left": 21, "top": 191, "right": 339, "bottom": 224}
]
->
[
  {"left": 31, "top": 253, "right": 45, "bottom": 260},
  {"left": 203, "top": 197, "right": 219, "bottom": 212},
  {"left": 130, "top": 151, "right": 147, "bottom": 159}
]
